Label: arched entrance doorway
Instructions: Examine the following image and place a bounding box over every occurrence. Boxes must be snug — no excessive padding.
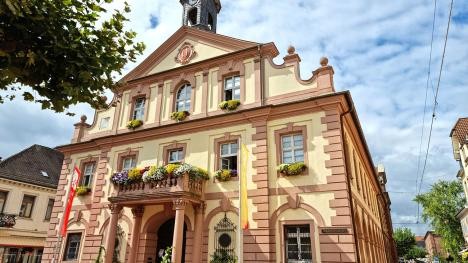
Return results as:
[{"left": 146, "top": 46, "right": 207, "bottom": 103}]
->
[{"left": 155, "top": 218, "right": 187, "bottom": 263}]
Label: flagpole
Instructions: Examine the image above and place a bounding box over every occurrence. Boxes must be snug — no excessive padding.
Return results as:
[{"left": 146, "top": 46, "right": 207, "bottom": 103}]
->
[
  {"left": 238, "top": 151, "right": 243, "bottom": 263},
  {"left": 239, "top": 144, "right": 250, "bottom": 263}
]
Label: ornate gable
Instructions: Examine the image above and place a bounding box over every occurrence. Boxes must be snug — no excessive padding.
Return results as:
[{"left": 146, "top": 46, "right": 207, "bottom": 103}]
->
[{"left": 121, "top": 26, "right": 259, "bottom": 82}]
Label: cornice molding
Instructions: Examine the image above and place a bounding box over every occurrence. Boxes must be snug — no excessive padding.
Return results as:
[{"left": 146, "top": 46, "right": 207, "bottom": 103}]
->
[
  {"left": 56, "top": 92, "right": 350, "bottom": 154},
  {"left": 0, "top": 178, "right": 57, "bottom": 193}
]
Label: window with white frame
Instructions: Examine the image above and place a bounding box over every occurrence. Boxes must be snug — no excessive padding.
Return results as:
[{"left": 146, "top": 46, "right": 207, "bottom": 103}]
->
[
  {"left": 81, "top": 162, "right": 96, "bottom": 187},
  {"left": 63, "top": 233, "right": 82, "bottom": 261},
  {"left": 176, "top": 84, "right": 191, "bottom": 112},
  {"left": 44, "top": 198, "right": 54, "bottom": 221},
  {"left": 220, "top": 142, "right": 238, "bottom": 171},
  {"left": 284, "top": 225, "right": 312, "bottom": 262},
  {"left": 168, "top": 149, "right": 184, "bottom": 164},
  {"left": 122, "top": 156, "right": 136, "bottom": 171},
  {"left": 281, "top": 134, "right": 304, "bottom": 163},
  {"left": 0, "top": 191, "right": 7, "bottom": 213},
  {"left": 19, "top": 195, "right": 35, "bottom": 218},
  {"left": 133, "top": 97, "right": 145, "bottom": 120},
  {"left": 224, "top": 76, "right": 240, "bottom": 101},
  {"left": 99, "top": 117, "right": 110, "bottom": 129}
]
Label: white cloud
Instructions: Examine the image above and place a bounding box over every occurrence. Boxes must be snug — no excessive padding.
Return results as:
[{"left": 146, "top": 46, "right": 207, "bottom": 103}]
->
[{"left": 1, "top": 0, "right": 467, "bottom": 235}]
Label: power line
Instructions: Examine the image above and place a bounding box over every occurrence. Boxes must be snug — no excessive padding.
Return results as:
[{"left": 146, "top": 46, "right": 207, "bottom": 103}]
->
[
  {"left": 416, "top": 0, "right": 454, "bottom": 220},
  {"left": 415, "top": 0, "right": 438, "bottom": 224}
]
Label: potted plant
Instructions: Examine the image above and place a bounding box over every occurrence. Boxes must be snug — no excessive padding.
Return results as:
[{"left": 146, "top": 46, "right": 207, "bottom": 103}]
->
[
  {"left": 173, "top": 163, "right": 209, "bottom": 181},
  {"left": 111, "top": 171, "right": 129, "bottom": 185},
  {"left": 210, "top": 250, "right": 237, "bottom": 263},
  {"left": 126, "top": 119, "right": 143, "bottom": 129},
  {"left": 76, "top": 185, "right": 92, "bottom": 196},
  {"left": 127, "top": 167, "right": 148, "bottom": 183},
  {"left": 214, "top": 169, "right": 237, "bottom": 182},
  {"left": 142, "top": 166, "right": 167, "bottom": 183},
  {"left": 277, "top": 162, "right": 306, "bottom": 176},
  {"left": 219, "top": 99, "right": 240, "bottom": 111},
  {"left": 170, "top": 111, "right": 189, "bottom": 121},
  {"left": 161, "top": 247, "right": 172, "bottom": 263}
]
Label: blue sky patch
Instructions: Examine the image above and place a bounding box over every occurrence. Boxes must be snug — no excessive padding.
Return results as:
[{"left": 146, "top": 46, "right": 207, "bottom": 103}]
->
[
  {"left": 453, "top": 10, "right": 468, "bottom": 24},
  {"left": 149, "top": 14, "right": 159, "bottom": 29}
]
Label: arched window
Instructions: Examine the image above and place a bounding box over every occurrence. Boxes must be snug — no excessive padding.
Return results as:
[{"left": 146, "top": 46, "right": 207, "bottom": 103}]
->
[
  {"left": 213, "top": 214, "right": 236, "bottom": 259},
  {"left": 188, "top": 8, "right": 198, "bottom": 26},
  {"left": 208, "top": 13, "right": 214, "bottom": 30},
  {"left": 176, "top": 84, "right": 191, "bottom": 112}
]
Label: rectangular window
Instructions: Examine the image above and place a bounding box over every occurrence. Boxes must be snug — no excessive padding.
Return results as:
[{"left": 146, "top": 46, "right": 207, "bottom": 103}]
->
[
  {"left": 284, "top": 225, "right": 312, "bottom": 262},
  {"left": 99, "top": 117, "right": 110, "bottom": 129},
  {"left": 224, "top": 76, "right": 241, "bottom": 101},
  {"left": 63, "top": 233, "right": 82, "bottom": 261},
  {"left": 122, "top": 156, "right": 136, "bottom": 171},
  {"left": 133, "top": 97, "right": 145, "bottom": 120},
  {"left": 0, "top": 191, "right": 7, "bottom": 213},
  {"left": 44, "top": 198, "right": 54, "bottom": 221},
  {"left": 81, "top": 162, "right": 96, "bottom": 187},
  {"left": 19, "top": 195, "right": 35, "bottom": 218},
  {"left": 168, "top": 149, "right": 184, "bottom": 163},
  {"left": 220, "top": 142, "right": 238, "bottom": 171},
  {"left": 281, "top": 134, "right": 304, "bottom": 163}
]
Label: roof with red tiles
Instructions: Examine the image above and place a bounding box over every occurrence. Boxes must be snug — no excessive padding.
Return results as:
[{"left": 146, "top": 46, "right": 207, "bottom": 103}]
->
[{"left": 450, "top": 117, "right": 468, "bottom": 145}]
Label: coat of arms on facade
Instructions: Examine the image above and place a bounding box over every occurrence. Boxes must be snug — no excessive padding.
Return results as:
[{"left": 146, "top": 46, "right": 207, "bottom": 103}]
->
[{"left": 175, "top": 42, "right": 197, "bottom": 65}]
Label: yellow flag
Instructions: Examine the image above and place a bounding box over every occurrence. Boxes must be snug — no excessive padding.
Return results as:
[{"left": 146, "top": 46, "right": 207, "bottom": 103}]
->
[{"left": 240, "top": 144, "right": 249, "bottom": 229}]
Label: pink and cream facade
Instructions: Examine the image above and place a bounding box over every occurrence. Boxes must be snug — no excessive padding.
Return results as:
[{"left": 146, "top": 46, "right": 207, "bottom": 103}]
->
[{"left": 42, "top": 2, "right": 396, "bottom": 262}]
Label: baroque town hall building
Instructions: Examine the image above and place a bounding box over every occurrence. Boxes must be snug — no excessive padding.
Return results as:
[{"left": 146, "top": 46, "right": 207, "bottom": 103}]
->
[{"left": 42, "top": 1, "right": 396, "bottom": 262}]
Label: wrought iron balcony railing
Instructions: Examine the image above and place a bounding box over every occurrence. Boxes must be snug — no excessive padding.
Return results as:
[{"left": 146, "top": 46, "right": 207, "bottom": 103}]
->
[{"left": 0, "top": 213, "right": 16, "bottom": 228}]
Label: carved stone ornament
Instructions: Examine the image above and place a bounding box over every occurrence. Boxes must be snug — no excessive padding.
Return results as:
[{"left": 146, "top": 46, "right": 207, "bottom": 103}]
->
[
  {"left": 287, "top": 193, "right": 302, "bottom": 209},
  {"left": 108, "top": 203, "right": 122, "bottom": 214},
  {"left": 220, "top": 196, "right": 232, "bottom": 212},
  {"left": 175, "top": 42, "right": 197, "bottom": 65},
  {"left": 173, "top": 198, "right": 189, "bottom": 210}
]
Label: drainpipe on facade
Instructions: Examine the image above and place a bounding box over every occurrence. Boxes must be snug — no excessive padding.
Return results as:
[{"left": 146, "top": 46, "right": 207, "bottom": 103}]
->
[
  {"left": 257, "top": 44, "right": 265, "bottom": 106},
  {"left": 339, "top": 101, "right": 360, "bottom": 262}
]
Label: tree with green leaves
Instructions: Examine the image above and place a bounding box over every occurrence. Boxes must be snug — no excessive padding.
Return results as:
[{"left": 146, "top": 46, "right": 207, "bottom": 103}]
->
[
  {"left": 0, "top": 0, "right": 145, "bottom": 114},
  {"left": 405, "top": 246, "right": 427, "bottom": 260},
  {"left": 394, "top": 227, "right": 417, "bottom": 257},
  {"left": 414, "top": 180, "right": 465, "bottom": 261}
]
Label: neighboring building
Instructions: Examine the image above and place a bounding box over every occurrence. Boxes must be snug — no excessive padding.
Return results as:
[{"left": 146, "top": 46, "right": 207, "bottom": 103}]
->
[
  {"left": 451, "top": 118, "right": 468, "bottom": 246},
  {"left": 0, "top": 145, "right": 63, "bottom": 263},
  {"left": 42, "top": 1, "right": 396, "bottom": 262},
  {"left": 415, "top": 236, "right": 425, "bottom": 249},
  {"left": 424, "top": 231, "right": 445, "bottom": 260}
]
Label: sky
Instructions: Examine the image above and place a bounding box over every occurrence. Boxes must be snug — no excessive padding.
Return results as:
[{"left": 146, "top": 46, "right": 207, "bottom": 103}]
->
[{"left": 1, "top": 0, "right": 467, "bottom": 235}]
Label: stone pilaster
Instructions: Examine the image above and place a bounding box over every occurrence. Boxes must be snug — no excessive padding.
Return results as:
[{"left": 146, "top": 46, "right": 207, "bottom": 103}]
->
[
  {"left": 80, "top": 146, "right": 112, "bottom": 262},
  {"left": 42, "top": 155, "right": 71, "bottom": 262},
  {"left": 243, "top": 118, "right": 274, "bottom": 262},
  {"left": 320, "top": 109, "right": 357, "bottom": 263}
]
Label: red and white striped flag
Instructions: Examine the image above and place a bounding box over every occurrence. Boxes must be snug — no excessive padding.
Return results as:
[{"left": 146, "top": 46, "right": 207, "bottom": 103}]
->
[{"left": 61, "top": 166, "right": 82, "bottom": 237}]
